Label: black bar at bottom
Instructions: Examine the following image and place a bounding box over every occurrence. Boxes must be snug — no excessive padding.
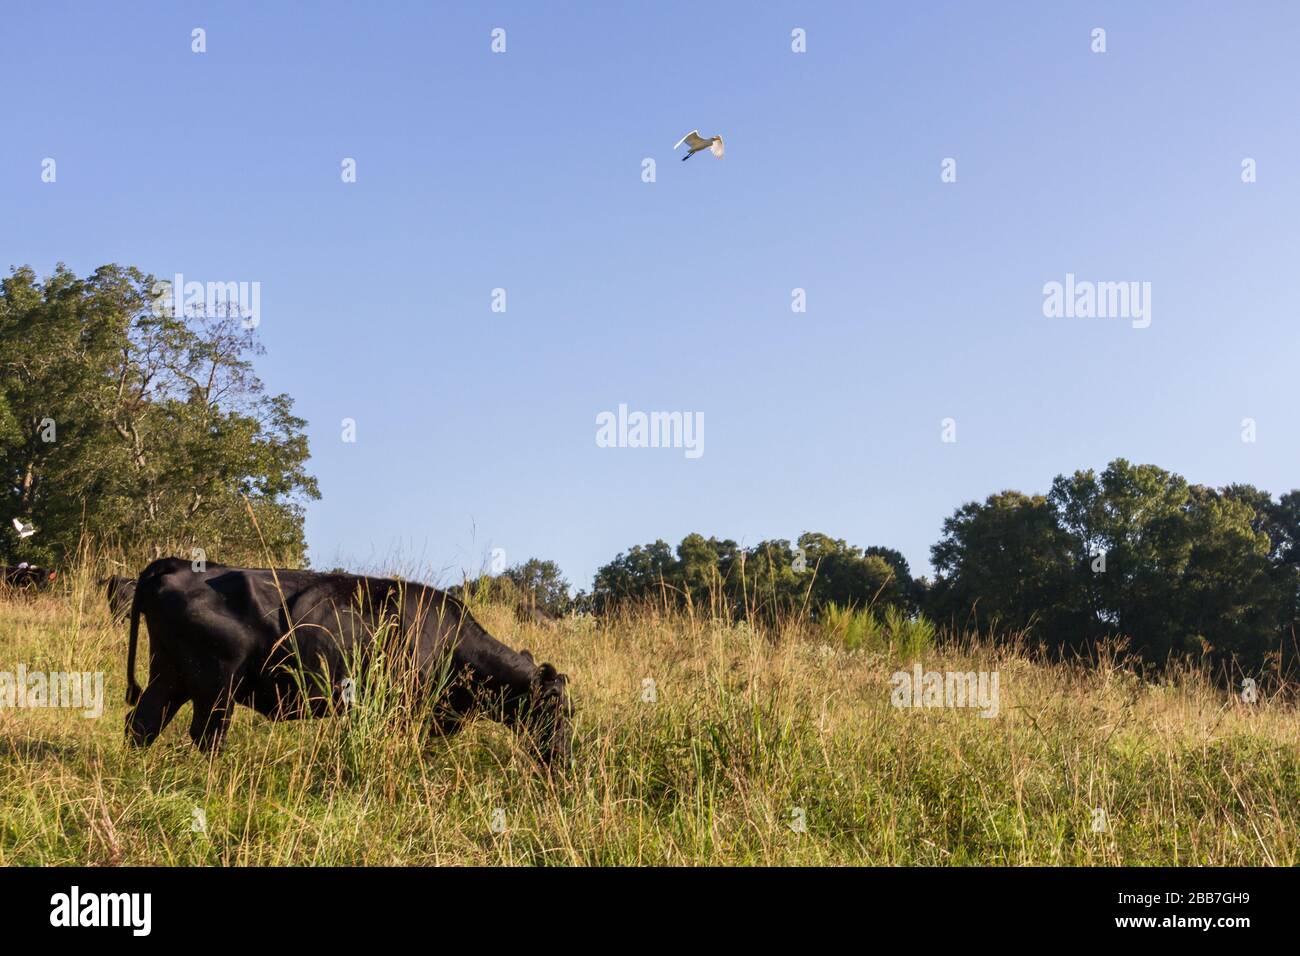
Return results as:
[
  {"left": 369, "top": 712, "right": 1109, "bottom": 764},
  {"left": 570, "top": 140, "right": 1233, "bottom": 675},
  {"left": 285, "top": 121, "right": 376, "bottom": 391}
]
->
[{"left": 0, "top": 865, "right": 1284, "bottom": 941}]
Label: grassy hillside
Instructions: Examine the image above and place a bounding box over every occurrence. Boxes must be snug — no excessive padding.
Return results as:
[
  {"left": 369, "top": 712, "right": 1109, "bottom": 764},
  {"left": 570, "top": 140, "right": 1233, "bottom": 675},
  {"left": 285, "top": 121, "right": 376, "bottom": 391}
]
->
[{"left": 1, "top": 567, "right": 1297, "bottom": 865}]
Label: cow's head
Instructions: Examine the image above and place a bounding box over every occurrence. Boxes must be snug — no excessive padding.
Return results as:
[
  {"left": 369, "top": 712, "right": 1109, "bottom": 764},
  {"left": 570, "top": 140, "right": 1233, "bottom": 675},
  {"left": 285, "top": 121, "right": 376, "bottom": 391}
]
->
[{"left": 523, "top": 662, "right": 573, "bottom": 768}]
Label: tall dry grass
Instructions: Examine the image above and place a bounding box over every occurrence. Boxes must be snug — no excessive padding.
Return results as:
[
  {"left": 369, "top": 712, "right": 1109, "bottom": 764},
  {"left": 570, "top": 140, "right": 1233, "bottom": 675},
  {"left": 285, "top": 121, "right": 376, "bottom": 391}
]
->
[{"left": 0, "top": 557, "right": 1296, "bottom": 865}]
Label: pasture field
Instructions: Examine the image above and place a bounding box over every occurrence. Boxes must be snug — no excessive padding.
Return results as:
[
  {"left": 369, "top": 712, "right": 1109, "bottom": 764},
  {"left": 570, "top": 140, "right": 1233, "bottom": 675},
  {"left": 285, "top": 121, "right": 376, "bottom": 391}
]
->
[{"left": 1, "top": 566, "right": 1297, "bottom": 866}]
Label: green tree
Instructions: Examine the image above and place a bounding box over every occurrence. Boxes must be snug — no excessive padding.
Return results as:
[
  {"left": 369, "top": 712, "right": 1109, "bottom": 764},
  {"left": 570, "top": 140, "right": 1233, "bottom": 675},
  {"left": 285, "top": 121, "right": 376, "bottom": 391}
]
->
[
  {"left": 929, "top": 490, "right": 1074, "bottom": 640},
  {"left": 931, "top": 460, "right": 1288, "bottom": 672},
  {"left": 590, "top": 531, "right": 915, "bottom": 621},
  {"left": 0, "top": 264, "right": 319, "bottom": 564},
  {"left": 676, "top": 532, "right": 743, "bottom": 614},
  {"left": 799, "top": 533, "right": 915, "bottom": 613},
  {"left": 502, "top": 558, "right": 571, "bottom": 616},
  {"left": 590, "top": 539, "right": 680, "bottom": 612}
]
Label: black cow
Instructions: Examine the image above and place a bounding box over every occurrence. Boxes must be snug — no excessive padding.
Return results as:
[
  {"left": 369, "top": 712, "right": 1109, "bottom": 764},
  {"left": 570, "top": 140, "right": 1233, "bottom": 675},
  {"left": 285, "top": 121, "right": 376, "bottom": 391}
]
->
[
  {"left": 101, "top": 575, "right": 136, "bottom": 621},
  {"left": 0, "top": 564, "right": 57, "bottom": 591},
  {"left": 125, "top": 558, "right": 572, "bottom": 764}
]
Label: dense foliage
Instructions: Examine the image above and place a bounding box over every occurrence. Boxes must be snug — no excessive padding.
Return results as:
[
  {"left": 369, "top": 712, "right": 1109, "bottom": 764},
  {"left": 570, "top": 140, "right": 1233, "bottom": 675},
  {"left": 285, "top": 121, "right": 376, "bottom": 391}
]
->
[
  {"left": 589, "top": 532, "right": 920, "bottom": 620},
  {"left": 0, "top": 264, "right": 318, "bottom": 565},
  {"left": 455, "top": 558, "right": 572, "bottom": 617},
  {"left": 928, "top": 460, "right": 1299, "bottom": 672},
  {"left": 591, "top": 461, "right": 1300, "bottom": 674}
]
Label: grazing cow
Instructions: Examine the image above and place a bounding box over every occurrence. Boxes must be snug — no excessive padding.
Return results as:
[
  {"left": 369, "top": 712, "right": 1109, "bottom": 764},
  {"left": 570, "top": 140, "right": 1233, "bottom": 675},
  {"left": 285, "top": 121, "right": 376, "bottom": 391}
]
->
[
  {"left": 125, "top": 558, "right": 572, "bottom": 764},
  {"left": 0, "top": 564, "right": 57, "bottom": 591},
  {"left": 101, "top": 575, "right": 136, "bottom": 621}
]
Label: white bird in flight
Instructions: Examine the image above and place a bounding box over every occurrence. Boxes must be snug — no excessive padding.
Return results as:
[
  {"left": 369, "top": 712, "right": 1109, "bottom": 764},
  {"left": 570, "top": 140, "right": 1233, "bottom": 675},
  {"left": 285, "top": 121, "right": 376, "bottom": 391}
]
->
[
  {"left": 675, "top": 129, "right": 724, "bottom": 161},
  {"left": 12, "top": 517, "right": 35, "bottom": 539}
]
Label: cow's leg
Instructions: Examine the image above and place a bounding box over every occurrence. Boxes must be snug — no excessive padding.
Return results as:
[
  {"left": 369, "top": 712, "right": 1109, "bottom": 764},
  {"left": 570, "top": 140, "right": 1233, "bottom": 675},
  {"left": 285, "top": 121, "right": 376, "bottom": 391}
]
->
[
  {"left": 189, "top": 671, "right": 240, "bottom": 752},
  {"left": 188, "top": 691, "right": 235, "bottom": 752},
  {"left": 125, "top": 672, "right": 188, "bottom": 747}
]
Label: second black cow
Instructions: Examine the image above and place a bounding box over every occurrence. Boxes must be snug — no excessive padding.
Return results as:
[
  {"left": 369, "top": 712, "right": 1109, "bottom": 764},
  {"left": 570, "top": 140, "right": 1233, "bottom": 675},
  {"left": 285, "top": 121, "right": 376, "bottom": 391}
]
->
[
  {"left": 125, "top": 558, "right": 572, "bottom": 764},
  {"left": 0, "top": 564, "right": 57, "bottom": 591},
  {"left": 101, "top": 575, "right": 136, "bottom": 621}
]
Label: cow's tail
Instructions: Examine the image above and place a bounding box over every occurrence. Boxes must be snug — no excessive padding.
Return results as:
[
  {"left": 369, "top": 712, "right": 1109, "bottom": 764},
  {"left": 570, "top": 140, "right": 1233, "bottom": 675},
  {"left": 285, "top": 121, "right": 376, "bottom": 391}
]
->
[{"left": 125, "top": 576, "right": 144, "bottom": 705}]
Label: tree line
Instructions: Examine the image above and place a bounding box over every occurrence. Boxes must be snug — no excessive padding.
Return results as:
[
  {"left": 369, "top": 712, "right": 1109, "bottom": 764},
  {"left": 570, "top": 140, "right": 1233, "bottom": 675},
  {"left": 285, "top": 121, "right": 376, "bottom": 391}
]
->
[{"left": 578, "top": 459, "right": 1299, "bottom": 675}]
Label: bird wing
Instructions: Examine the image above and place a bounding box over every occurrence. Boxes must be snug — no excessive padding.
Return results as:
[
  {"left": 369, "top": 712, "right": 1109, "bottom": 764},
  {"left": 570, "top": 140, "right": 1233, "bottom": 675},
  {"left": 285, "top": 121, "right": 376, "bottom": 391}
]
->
[
  {"left": 674, "top": 130, "right": 708, "bottom": 150},
  {"left": 710, "top": 137, "right": 724, "bottom": 158}
]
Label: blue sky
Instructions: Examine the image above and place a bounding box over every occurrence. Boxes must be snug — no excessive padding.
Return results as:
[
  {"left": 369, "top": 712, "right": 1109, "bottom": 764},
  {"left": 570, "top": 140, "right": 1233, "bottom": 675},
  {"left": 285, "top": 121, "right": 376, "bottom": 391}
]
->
[{"left": 4, "top": 2, "right": 1298, "bottom": 590}]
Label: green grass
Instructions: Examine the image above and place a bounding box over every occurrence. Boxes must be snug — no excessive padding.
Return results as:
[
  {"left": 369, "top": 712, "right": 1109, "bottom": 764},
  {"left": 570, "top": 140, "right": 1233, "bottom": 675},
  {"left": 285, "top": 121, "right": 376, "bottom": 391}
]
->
[
  {"left": 1, "top": 565, "right": 1297, "bottom": 865},
  {"left": 819, "top": 602, "right": 936, "bottom": 657}
]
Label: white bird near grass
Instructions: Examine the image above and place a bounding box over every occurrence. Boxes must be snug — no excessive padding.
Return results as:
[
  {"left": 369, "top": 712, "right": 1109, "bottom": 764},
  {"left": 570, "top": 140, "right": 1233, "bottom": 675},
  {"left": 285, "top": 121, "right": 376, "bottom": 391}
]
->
[
  {"left": 12, "top": 517, "right": 35, "bottom": 539},
  {"left": 674, "top": 129, "right": 724, "bottom": 161}
]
